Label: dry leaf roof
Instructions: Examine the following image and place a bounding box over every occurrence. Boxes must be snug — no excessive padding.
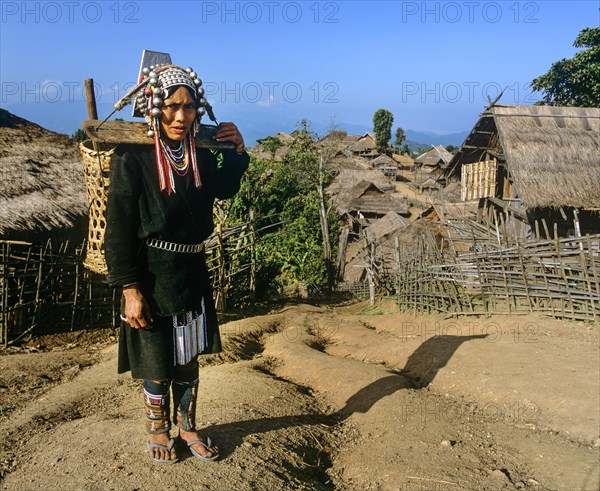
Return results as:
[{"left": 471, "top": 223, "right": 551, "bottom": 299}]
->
[{"left": 0, "top": 109, "right": 86, "bottom": 234}]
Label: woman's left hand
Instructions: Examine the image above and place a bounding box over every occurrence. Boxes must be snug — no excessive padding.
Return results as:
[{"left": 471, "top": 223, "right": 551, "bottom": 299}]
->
[{"left": 215, "top": 122, "right": 245, "bottom": 154}]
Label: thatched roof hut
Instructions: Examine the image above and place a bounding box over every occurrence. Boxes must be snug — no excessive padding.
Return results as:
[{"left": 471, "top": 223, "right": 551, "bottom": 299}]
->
[
  {"left": 438, "top": 181, "right": 462, "bottom": 203},
  {"left": 370, "top": 154, "right": 396, "bottom": 167},
  {"left": 249, "top": 131, "right": 294, "bottom": 161},
  {"left": 273, "top": 131, "right": 293, "bottom": 142},
  {"left": 415, "top": 177, "right": 440, "bottom": 194},
  {"left": 365, "top": 211, "right": 410, "bottom": 241},
  {"left": 0, "top": 109, "right": 86, "bottom": 239},
  {"left": 335, "top": 180, "right": 409, "bottom": 217},
  {"left": 370, "top": 154, "right": 397, "bottom": 179},
  {"left": 348, "top": 134, "right": 378, "bottom": 156},
  {"left": 392, "top": 153, "right": 414, "bottom": 167},
  {"left": 445, "top": 104, "right": 600, "bottom": 237},
  {"left": 327, "top": 168, "right": 394, "bottom": 196},
  {"left": 415, "top": 145, "right": 454, "bottom": 168}
]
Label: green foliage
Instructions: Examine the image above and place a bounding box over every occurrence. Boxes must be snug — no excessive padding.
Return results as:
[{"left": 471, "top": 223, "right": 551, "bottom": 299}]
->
[
  {"left": 70, "top": 128, "right": 87, "bottom": 142},
  {"left": 400, "top": 144, "right": 411, "bottom": 156},
  {"left": 394, "top": 127, "right": 405, "bottom": 151},
  {"left": 373, "top": 109, "right": 394, "bottom": 154},
  {"left": 531, "top": 27, "right": 600, "bottom": 107},
  {"left": 226, "top": 119, "right": 339, "bottom": 301},
  {"left": 446, "top": 144, "right": 458, "bottom": 154},
  {"left": 258, "top": 135, "right": 284, "bottom": 159}
]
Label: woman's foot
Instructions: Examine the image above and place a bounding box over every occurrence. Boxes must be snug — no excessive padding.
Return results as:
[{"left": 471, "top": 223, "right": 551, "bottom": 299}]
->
[
  {"left": 147, "top": 432, "right": 178, "bottom": 464},
  {"left": 179, "top": 429, "right": 219, "bottom": 461}
]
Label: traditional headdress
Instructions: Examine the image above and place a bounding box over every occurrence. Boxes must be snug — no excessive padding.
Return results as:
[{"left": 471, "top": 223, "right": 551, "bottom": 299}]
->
[{"left": 134, "top": 64, "right": 209, "bottom": 194}]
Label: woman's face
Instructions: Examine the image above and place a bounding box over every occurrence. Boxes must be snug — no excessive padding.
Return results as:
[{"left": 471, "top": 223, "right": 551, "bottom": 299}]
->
[{"left": 159, "top": 86, "right": 197, "bottom": 144}]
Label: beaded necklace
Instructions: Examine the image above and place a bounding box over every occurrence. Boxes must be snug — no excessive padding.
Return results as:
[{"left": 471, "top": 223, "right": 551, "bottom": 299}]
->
[
  {"left": 161, "top": 140, "right": 188, "bottom": 176},
  {"left": 153, "top": 120, "right": 202, "bottom": 194}
]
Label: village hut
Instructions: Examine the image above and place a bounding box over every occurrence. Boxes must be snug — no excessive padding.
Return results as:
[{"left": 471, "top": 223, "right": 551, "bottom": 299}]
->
[
  {"left": 445, "top": 104, "right": 600, "bottom": 238},
  {"left": 0, "top": 109, "right": 119, "bottom": 343},
  {"left": 273, "top": 131, "right": 293, "bottom": 142},
  {"left": 317, "top": 130, "right": 349, "bottom": 145},
  {"left": 327, "top": 168, "right": 394, "bottom": 196},
  {"left": 0, "top": 109, "right": 87, "bottom": 242},
  {"left": 250, "top": 132, "right": 292, "bottom": 161},
  {"left": 392, "top": 152, "right": 415, "bottom": 169},
  {"left": 340, "top": 211, "right": 409, "bottom": 285},
  {"left": 316, "top": 130, "right": 353, "bottom": 159},
  {"left": 438, "top": 181, "right": 462, "bottom": 203},
  {"left": 370, "top": 154, "right": 398, "bottom": 179},
  {"left": 348, "top": 133, "right": 378, "bottom": 157},
  {"left": 365, "top": 211, "right": 410, "bottom": 241},
  {"left": 413, "top": 144, "right": 453, "bottom": 188},
  {"left": 415, "top": 144, "right": 454, "bottom": 169},
  {"left": 334, "top": 180, "right": 409, "bottom": 219},
  {"left": 392, "top": 152, "right": 414, "bottom": 165},
  {"left": 412, "top": 176, "right": 440, "bottom": 196}
]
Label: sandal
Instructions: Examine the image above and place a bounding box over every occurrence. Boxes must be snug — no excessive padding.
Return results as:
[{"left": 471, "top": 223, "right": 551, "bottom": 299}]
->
[
  {"left": 185, "top": 436, "right": 220, "bottom": 462},
  {"left": 147, "top": 438, "right": 179, "bottom": 465}
]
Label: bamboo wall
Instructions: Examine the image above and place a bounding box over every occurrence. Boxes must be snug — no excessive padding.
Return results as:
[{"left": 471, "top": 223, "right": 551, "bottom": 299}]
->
[{"left": 461, "top": 159, "right": 497, "bottom": 201}]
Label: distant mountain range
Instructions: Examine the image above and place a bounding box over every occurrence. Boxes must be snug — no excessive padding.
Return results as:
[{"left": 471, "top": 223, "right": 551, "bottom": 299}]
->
[{"left": 1, "top": 102, "right": 470, "bottom": 150}]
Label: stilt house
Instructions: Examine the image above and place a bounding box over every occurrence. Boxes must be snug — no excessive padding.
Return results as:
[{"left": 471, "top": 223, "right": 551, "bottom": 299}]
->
[{"left": 445, "top": 104, "right": 600, "bottom": 238}]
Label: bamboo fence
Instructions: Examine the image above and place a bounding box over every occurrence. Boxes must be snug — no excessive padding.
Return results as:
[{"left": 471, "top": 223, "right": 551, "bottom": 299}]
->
[
  {"left": 0, "top": 239, "right": 117, "bottom": 345},
  {"left": 357, "top": 220, "right": 600, "bottom": 322},
  {"left": 0, "top": 215, "right": 283, "bottom": 345}
]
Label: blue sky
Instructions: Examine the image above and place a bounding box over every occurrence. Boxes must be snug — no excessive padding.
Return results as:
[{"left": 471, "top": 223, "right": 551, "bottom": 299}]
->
[{"left": 1, "top": 0, "right": 598, "bottom": 143}]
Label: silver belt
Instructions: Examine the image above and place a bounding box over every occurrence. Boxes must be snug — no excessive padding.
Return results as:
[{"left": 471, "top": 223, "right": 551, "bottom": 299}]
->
[{"left": 146, "top": 238, "right": 205, "bottom": 254}]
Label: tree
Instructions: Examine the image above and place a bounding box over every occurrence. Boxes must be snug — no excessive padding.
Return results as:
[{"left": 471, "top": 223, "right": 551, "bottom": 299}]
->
[
  {"left": 530, "top": 27, "right": 600, "bottom": 107},
  {"left": 394, "top": 127, "right": 405, "bottom": 152},
  {"left": 373, "top": 109, "right": 394, "bottom": 154},
  {"left": 259, "top": 135, "right": 284, "bottom": 159},
  {"left": 70, "top": 128, "right": 87, "bottom": 142},
  {"left": 446, "top": 144, "right": 459, "bottom": 154},
  {"left": 226, "top": 119, "right": 339, "bottom": 298}
]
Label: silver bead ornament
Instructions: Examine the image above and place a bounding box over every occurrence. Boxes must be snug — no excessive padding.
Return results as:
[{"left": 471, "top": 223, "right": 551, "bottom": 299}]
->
[
  {"left": 152, "top": 97, "right": 163, "bottom": 107},
  {"left": 199, "top": 98, "right": 207, "bottom": 106},
  {"left": 151, "top": 107, "right": 162, "bottom": 117},
  {"left": 149, "top": 77, "right": 158, "bottom": 85},
  {"left": 148, "top": 71, "right": 157, "bottom": 79},
  {"left": 147, "top": 129, "right": 155, "bottom": 137},
  {"left": 194, "top": 78, "right": 202, "bottom": 86},
  {"left": 190, "top": 72, "right": 196, "bottom": 79},
  {"left": 197, "top": 107, "right": 206, "bottom": 116},
  {"left": 142, "top": 67, "right": 150, "bottom": 75},
  {"left": 153, "top": 87, "right": 162, "bottom": 95},
  {"left": 150, "top": 65, "right": 155, "bottom": 70},
  {"left": 185, "top": 67, "right": 192, "bottom": 73},
  {"left": 197, "top": 88, "right": 205, "bottom": 97}
]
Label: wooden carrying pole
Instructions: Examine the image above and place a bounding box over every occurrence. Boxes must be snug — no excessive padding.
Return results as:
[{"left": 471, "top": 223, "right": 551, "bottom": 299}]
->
[
  {"left": 84, "top": 78, "right": 99, "bottom": 153},
  {"left": 84, "top": 79, "right": 98, "bottom": 120}
]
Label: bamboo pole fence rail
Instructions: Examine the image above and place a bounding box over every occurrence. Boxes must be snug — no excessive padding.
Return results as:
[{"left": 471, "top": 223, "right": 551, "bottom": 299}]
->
[
  {"left": 0, "top": 215, "right": 284, "bottom": 345},
  {"left": 348, "top": 219, "right": 600, "bottom": 321},
  {"left": 0, "top": 239, "right": 116, "bottom": 345}
]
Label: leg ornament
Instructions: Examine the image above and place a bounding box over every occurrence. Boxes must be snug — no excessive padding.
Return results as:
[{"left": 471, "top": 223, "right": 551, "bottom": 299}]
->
[
  {"left": 172, "top": 378, "right": 199, "bottom": 431},
  {"left": 143, "top": 380, "right": 171, "bottom": 434}
]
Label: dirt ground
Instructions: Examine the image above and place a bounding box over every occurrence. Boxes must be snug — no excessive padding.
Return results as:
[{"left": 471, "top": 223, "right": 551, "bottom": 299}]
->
[{"left": 0, "top": 301, "right": 598, "bottom": 491}]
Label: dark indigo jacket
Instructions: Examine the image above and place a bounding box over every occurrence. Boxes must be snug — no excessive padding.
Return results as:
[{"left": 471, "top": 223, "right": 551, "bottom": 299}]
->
[{"left": 105, "top": 144, "right": 249, "bottom": 316}]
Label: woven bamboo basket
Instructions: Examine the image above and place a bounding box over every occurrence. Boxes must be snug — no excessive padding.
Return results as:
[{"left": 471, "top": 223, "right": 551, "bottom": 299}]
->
[{"left": 80, "top": 140, "right": 115, "bottom": 275}]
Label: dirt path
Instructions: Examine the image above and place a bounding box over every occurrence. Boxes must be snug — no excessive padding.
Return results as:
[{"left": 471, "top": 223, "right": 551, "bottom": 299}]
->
[{"left": 1, "top": 302, "right": 598, "bottom": 490}]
